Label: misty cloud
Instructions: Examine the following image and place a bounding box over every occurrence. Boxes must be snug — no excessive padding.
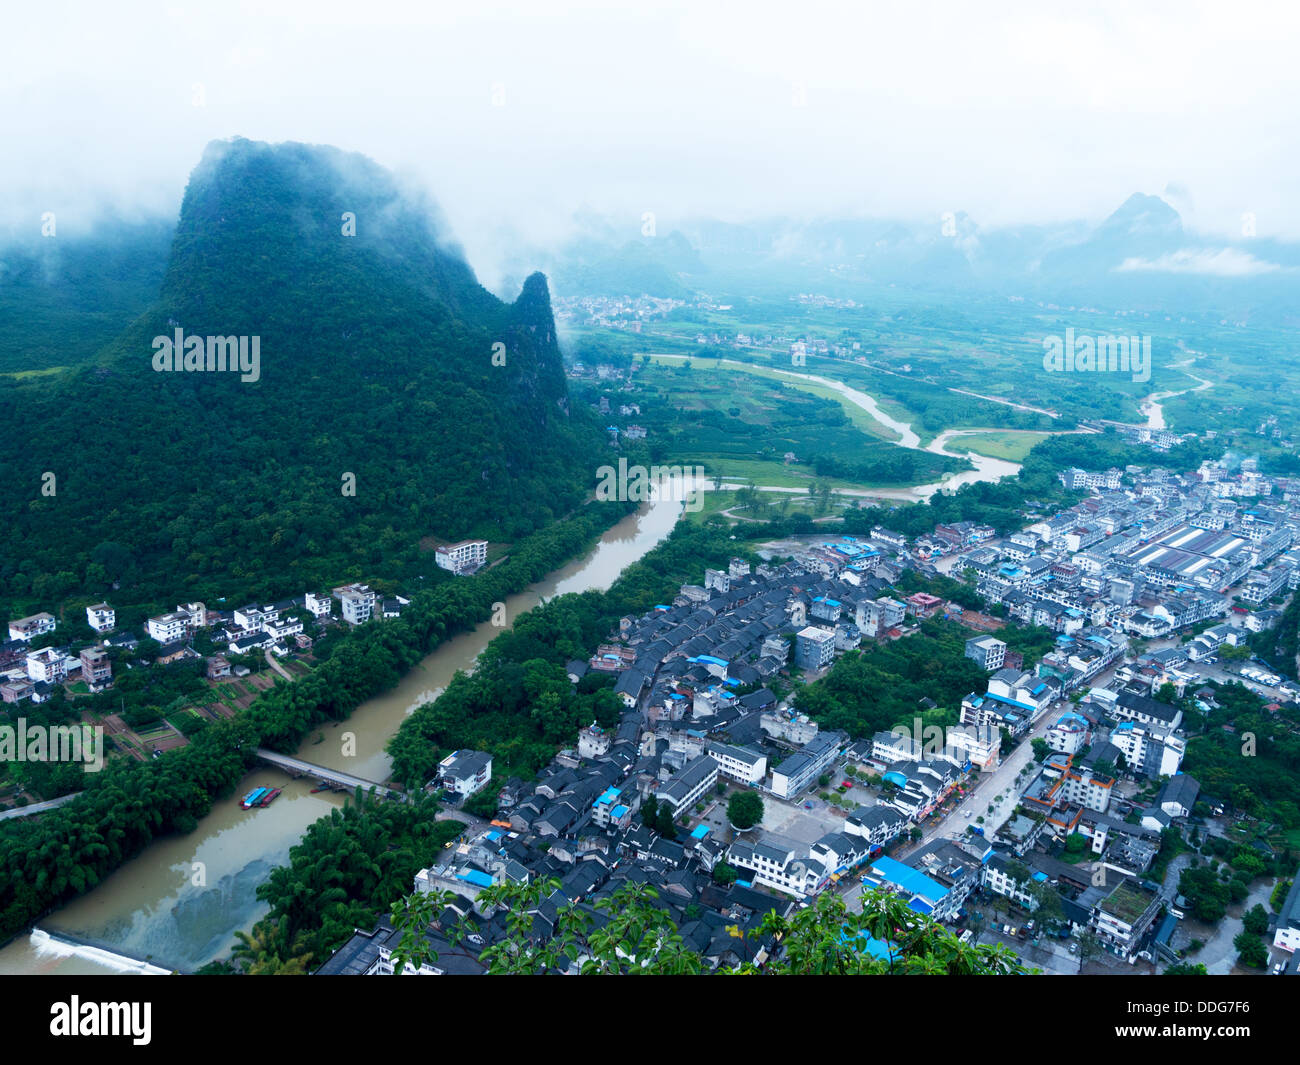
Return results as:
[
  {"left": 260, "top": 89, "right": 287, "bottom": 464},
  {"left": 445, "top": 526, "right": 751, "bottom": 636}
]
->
[{"left": 1116, "top": 248, "right": 1284, "bottom": 277}]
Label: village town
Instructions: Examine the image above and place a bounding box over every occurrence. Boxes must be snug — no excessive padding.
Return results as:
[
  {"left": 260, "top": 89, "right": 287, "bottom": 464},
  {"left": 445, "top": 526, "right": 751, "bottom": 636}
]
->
[{"left": 314, "top": 455, "right": 1300, "bottom": 975}]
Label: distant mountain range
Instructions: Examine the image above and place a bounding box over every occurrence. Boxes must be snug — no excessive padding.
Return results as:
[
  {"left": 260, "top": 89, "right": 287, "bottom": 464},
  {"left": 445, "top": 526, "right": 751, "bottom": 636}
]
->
[
  {"left": 490, "top": 193, "right": 1299, "bottom": 321},
  {"left": 0, "top": 138, "right": 606, "bottom": 612}
]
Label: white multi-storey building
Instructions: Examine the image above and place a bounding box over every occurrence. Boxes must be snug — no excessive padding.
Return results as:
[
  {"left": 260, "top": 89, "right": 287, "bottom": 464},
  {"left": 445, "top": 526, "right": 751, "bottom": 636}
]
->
[
  {"left": 437, "top": 750, "right": 493, "bottom": 798},
  {"left": 146, "top": 611, "right": 192, "bottom": 644},
  {"left": 794, "top": 625, "right": 836, "bottom": 670},
  {"left": 333, "top": 583, "right": 376, "bottom": 625},
  {"left": 8, "top": 613, "right": 56, "bottom": 643},
  {"left": 26, "top": 646, "right": 69, "bottom": 684},
  {"left": 964, "top": 635, "right": 1006, "bottom": 671},
  {"left": 656, "top": 755, "right": 718, "bottom": 814},
  {"left": 1109, "top": 722, "right": 1185, "bottom": 778},
  {"left": 946, "top": 723, "right": 1001, "bottom": 771},
  {"left": 265, "top": 617, "right": 304, "bottom": 643},
  {"left": 727, "top": 839, "right": 828, "bottom": 899},
  {"left": 85, "top": 603, "right": 115, "bottom": 633},
  {"left": 234, "top": 604, "right": 279, "bottom": 632},
  {"left": 1045, "top": 711, "right": 1091, "bottom": 755},
  {"left": 434, "top": 539, "right": 488, "bottom": 575},
  {"left": 705, "top": 740, "right": 768, "bottom": 785},
  {"left": 304, "top": 591, "right": 333, "bottom": 619}
]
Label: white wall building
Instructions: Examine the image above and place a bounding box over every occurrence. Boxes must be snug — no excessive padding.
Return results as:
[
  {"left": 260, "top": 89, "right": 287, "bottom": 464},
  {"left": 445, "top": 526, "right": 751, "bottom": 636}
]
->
[
  {"left": 8, "top": 613, "right": 56, "bottom": 643},
  {"left": 146, "top": 610, "right": 192, "bottom": 644},
  {"left": 964, "top": 635, "right": 1006, "bottom": 672},
  {"left": 85, "top": 603, "right": 115, "bottom": 633},
  {"left": 26, "top": 646, "right": 69, "bottom": 684},
  {"left": 705, "top": 740, "right": 768, "bottom": 785},
  {"left": 435, "top": 540, "right": 488, "bottom": 575},
  {"left": 333, "top": 583, "right": 376, "bottom": 625},
  {"left": 304, "top": 591, "right": 333, "bottom": 619},
  {"left": 437, "top": 750, "right": 493, "bottom": 798}
]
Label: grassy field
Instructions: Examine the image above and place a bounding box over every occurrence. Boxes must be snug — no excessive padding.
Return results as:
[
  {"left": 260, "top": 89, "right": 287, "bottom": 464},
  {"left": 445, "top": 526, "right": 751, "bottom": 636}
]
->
[
  {"left": 1, "top": 365, "right": 68, "bottom": 379},
  {"left": 690, "top": 457, "right": 900, "bottom": 492},
  {"left": 646, "top": 353, "right": 912, "bottom": 443},
  {"left": 684, "top": 487, "right": 859, "bottom": 527},
  {"left": 628, "top": 356, "right": 960, "bottom": 495},
  {"left": 940, "top": 430, "right": 1053, "bottom": 462}
]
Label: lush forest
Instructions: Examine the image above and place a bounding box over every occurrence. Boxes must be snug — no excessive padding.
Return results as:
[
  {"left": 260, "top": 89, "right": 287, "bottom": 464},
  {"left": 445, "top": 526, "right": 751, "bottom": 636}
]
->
[
  {"left": 791, "top": 617, "right": 989, "bottom": 738},
  {"left": 1183, "top": 681, "right": 1300, "bottom": 830},
  {"left": 248, "top": 790, "right": 464, "bottom": 970},
  {"left": 0, "top": 217, "right": 173, "bottom": 373},
  {"left": 0, "top": 497, "right": 631, "bottom": 940},
  {"left": 0, "top": 138, "right": 611, "bottom": 622}
]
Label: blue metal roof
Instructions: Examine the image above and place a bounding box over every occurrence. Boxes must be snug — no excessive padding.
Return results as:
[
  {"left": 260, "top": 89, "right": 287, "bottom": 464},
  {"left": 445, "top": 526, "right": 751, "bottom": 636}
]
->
[
  {"left": 870, "top": 856, "right": 950, "bottom": 901},
  {"left": 457, "top": 869, "right": 494, "bottom": 888}
]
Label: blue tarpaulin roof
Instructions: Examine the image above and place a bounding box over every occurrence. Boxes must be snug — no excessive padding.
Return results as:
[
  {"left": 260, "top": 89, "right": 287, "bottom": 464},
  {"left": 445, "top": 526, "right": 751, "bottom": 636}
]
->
[
  {"left": 842, "top": 930, "right": 896, "bottom": 960},
  {"left": 870, "top": 856, "right": 950, "bottom": 902},
  {"left": 457, "top": 869, "right": 494, "bottom": 888}
]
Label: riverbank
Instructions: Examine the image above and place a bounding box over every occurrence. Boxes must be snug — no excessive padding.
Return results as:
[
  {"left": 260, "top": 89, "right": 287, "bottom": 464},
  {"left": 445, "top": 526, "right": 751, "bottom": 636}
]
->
[
  {"left": 0, "top": 493, "right": 682, "bottom": 975},
  {"left": 645, "top": 353, "right": 1088, "bottom": 504}
]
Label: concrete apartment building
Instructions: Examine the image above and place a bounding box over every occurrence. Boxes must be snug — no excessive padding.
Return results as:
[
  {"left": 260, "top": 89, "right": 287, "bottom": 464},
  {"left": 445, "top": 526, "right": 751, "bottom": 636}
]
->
[
  {"left": 333, "top": 583, "right": 376, "bottom": 625},
  {"left": 85, "top": 603, "right": 115, "bottom": 633},
  {"left": 794, "top": 625, "right": 836, "bottom": 670},
  {"left": 964, "top": 635, "right": 1006, "bottom": 672},
  {"left": 656, "top": 754, "right": 718, "bottom": 814},
  {"left": 435, "top": 539, "right": 488, "bottom": 575},
  {"left": 26, "top": 646, "right": 68, "bottom": 684},
  {"left": 705, "top": 740, "right": 768, "bottom": 785},
  {"left": 770, "top": 731, "right": 844, "bottom": 799},
  {"left": 436, "top": 749, "right": 493, "bottom": 798},
  {"left": 8, "top": 612, "right": 56, "bottom": 643},
  {"left": 79, "top": 647, "right": 113, "bottom": 691}
]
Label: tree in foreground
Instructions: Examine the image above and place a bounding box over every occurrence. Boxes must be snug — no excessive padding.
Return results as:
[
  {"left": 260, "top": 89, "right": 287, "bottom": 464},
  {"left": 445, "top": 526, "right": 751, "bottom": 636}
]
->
[{"left": 387, "top": 878, "right": 1032, "bottom": 975}]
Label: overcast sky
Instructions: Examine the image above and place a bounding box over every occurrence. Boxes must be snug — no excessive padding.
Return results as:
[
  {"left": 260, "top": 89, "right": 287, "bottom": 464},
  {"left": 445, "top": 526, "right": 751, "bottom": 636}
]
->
[{"left": 5, "top": 0, "right": 1299, "bottom": 275}]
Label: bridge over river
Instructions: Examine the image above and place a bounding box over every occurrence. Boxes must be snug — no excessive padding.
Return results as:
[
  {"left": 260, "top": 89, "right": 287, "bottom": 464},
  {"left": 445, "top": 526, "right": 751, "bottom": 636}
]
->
[{"left": 254, "top": 748, "right": 409, "bottom": 802}]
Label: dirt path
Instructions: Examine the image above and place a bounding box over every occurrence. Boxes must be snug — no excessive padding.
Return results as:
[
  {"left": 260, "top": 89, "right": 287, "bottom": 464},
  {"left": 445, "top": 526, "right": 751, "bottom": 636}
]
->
[{"left": 264, "top": 650, "right": 294, "bottom": 682}]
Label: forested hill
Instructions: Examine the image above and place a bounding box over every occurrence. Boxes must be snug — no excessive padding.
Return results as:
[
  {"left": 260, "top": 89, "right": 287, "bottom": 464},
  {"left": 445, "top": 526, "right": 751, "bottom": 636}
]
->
[
  {"left": 0, "top": 138, "right": 608, "bottom": 615},
  {"left": 0, "top": 216, "right": 173, "bottom": 373}
]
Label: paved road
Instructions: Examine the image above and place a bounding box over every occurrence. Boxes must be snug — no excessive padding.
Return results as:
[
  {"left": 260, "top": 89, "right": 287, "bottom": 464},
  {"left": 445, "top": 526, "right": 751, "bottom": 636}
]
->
[
  {"left": 1192, "top": 877, "right": 1276, "bottom": 975},
  {"left": 909, "top": 698, "right": 1067, "bottom": 855},
  {"left": 0, "top": 791, "right": 83, "bottom": 820},
  {"left": 264, "top": 650, "right": 295, "bottom": 682},
  {"left": 436, "top": 808, "right": 489, "bottom": 829}
]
